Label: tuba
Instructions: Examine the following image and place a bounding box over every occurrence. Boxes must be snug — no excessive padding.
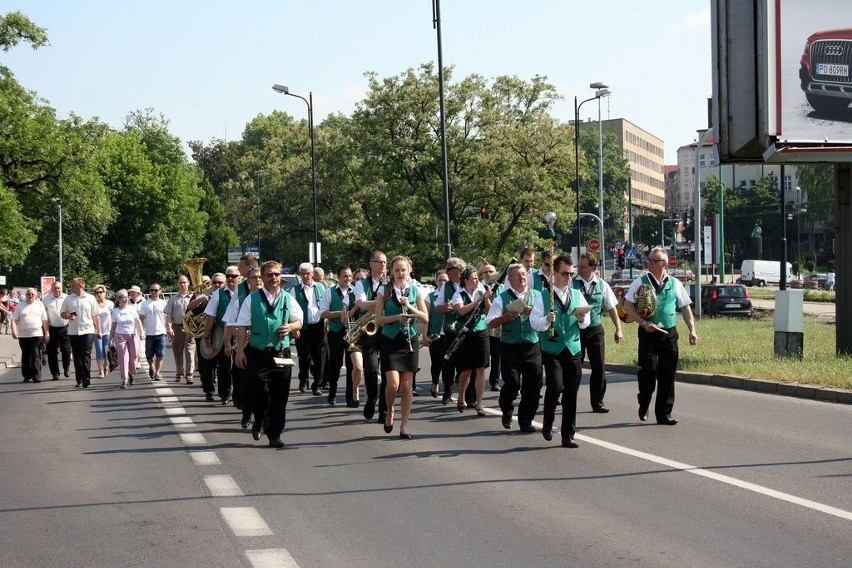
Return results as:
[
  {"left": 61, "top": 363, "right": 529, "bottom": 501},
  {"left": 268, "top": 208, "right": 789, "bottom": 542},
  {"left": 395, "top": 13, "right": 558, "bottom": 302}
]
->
[{"left": 183, "top": 257, "right": 208, "bottom": 338}]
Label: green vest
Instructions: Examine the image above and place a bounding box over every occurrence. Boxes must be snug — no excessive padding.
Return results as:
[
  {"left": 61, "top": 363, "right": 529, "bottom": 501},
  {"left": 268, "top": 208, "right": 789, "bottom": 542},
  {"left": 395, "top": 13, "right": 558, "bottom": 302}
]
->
[
  {"left": 381, "top": 285, "right": 419, "bottom": 339},
  {"left": 293, "top": 283, "right": 324, "bottom": 316},
  {"left": 328, "top": 285, "right": 355, "bottom": 334},
  {"left": 215, "top": 287, "right": 233, "bottom": 327},
  {"left": 532, "top": 270, "right": 551, "bottom": 293},
  {"left": 238, "top": 280, "right": 251, "bottom": 303},
  {"left": 457, "top": 289, "right": 487, "bottom": 332},
  {"left": 357, "top": 276, "right": 382, "bottom": 319},
  {"left": 248, "top": 290, "right": 292, "bottom": 350},
  {"left": 498, "top": 288, "right": 539, "bottom": 344},
  {"left": 539, "top": 287, "right": 583, "bottom": 356},
  {"left": 427, "top": 291, "right": 444, "bottom": 336},
  {"left": 642, "top": 274, "right": 678, "bottom": 329},
  {"left": 573, "top": 277, "right": 603, "bottom": 328},
  {"left": 442, "top": 281, "right": 460, "bottom": 334}
]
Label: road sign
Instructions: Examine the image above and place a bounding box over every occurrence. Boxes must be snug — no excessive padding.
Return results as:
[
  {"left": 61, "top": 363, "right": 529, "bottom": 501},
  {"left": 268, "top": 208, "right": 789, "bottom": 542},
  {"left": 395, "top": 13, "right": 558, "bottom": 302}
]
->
[
  {"left": 228, "top": 245, "right": 261, "bottom": 264},
  {"left": 588, "top": 239, "right": 600, "bottom": 252},
  {"left": 668, "top": 256, "right": 678, "bottom": 267},
  {"left": 624, "top": 248, "right": 636, "bottom": 260},
  {"left": 615, "top": 241, "right": 625, "bottom": 250}
]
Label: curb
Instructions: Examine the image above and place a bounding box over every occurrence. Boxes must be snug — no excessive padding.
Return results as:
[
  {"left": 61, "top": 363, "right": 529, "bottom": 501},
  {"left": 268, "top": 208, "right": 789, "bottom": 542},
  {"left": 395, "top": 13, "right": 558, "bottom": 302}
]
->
[{"left": 604, "top": 363, "right": 852, "bottom": 405}]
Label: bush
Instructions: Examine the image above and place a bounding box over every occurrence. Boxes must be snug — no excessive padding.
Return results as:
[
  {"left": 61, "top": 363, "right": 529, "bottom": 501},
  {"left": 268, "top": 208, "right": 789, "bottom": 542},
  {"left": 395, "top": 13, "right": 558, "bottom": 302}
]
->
[{"left": 804, "top": 259, "right": 816, "bottom": 273}]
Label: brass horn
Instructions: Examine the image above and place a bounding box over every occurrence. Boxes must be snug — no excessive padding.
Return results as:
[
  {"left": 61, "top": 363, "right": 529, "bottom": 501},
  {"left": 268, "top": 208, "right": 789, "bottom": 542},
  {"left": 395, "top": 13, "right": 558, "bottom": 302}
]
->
[{"left": 183, "top": 257, "right": 208, "bottom": 338}]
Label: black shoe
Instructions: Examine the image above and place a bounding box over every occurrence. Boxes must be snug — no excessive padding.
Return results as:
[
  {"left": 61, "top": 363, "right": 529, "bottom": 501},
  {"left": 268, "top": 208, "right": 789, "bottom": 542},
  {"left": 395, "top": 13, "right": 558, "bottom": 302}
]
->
[
  {"left": 593, "top": 405, "right": 610, "bottom": 414},
  {"left": 562, "top": 438, "right": 579, "bottom": 448},
  {"left": 412, "top": 389, "right": 420, "bottom": 397},
  {"left": 657, "top": 416, "right": 678, "bottom": 425},
  {"left": 240, "top": 419, "right": 250, "bottom": 429},
  {"left": 75, "top": 381, "right": 81, "bottom": 388},
  {"left": 148, "top": 369, "right": 154, "bottom": 380},
  {"left": 377, "top": 411, "right": 386, "bottom": 425},
  {"left": 52, "top": 375, "right": 59, "bottom": 381},
  {"left": 23, "top": 378, "right": 30, "bottom": 383},
  {"left": 82, "top": 380, "right": 90, "bottom": 388},
  {"left": 399, "top": 432, "right": 413, "bottom": 440},
  {"left": 542, "top": 429, "right": 553, "bottom": 441},
  {"left": 32, "top": 378, "right": 41, "bottom": 383},
  {"left": 64, "top": 369, "right": 70, "bottom": 378},
  {"left": 221, "top": 397, "right": 230, "bottom": 406},
  {"left": 519, "top": 424, "right": 536, "bottom": 434},
  {"left": 128, "top": 375, "right": 134, "bottom": 385},
  {"left": 252, "top": 425, "right": 262, "bottom": 441},
  {"left": 457, "top": 401, "right": 465, "bottom": 413},
  {"left": 501, "top": 408, "right": 512, "bottom": 430},
  {"left": 327, "top": 397, "right": 336, "bottom": 406},
  {"left": 363, "top": 397, "right": 376, "bottom": 420},
  {"left": 430, "top": 385, "right": 439, "bottom": 398},
  {"left": 638, "top": 405, "right": 649, "bottom": 421},
  {"left": 299, "top": 380, "right": 307, "bottom": 393},
  {"left": 490, "top": 384, "right": 500, "bottom": 392},
  {"left": 206, "top": 393, "right": 215, "bottom": 402},
  {"left": 234, "top": 401, "right": 242, "bottom": 410},
  {"left": 383, "top": 423, "right": 393, "bottom": 434},
  {"left": 441, "top": 392, "right": 453, "bottom": 405},
  {"left": 269, "top": 437, "right": 284, "bottom": 448},
  {"left": 312, "top": 386, "right": 322, "bottom": 396}
]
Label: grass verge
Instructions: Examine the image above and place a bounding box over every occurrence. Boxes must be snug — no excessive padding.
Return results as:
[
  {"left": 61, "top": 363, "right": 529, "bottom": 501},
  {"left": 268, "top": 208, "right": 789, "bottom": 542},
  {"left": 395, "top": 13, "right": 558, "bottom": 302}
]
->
[{"left": 603, "top": 315, "right": 851, "bottom": 390}]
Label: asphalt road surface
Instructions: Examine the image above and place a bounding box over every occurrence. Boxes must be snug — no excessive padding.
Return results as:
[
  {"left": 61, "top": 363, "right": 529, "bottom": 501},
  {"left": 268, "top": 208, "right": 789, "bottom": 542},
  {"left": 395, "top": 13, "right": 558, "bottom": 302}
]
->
[{"left": 1, "top": 347, "right": 850, "bottom": 567}]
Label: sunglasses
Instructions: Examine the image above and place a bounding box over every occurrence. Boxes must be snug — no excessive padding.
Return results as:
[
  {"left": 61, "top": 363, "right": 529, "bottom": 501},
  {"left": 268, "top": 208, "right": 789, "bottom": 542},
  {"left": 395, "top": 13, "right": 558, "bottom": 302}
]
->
[
  {"left": 150, "top": 288, "right": 161, "bottom": 292},
  {"left": 560, "top": 271, "right": 575, "bottom": 277},
  {"left": 96, "top": 290, "right": 105, "bottom": 293},
  {"left": 226, "top": 274, "right": 239, "bottom": 278},
  {"left": 649, "top": 258, "right": 666, "bottom": 264},
  {"left": 543, "top": 262, "right": 551, "bottom": 267}
]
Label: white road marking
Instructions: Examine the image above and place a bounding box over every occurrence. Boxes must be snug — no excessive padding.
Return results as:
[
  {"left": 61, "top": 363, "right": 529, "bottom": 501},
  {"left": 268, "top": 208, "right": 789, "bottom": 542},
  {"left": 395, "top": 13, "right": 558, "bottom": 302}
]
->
[
  {"left": 164, "top": 406, "right": 186, "bottom": 415},
  {"left": 179, "top": 432, "right": 206, "bottom": 445},
  {"left": 159, "top": 396, "right": 180, "bottom": 404},
  {"left": 189, "top": 451, "right": 221, "bottom": 465},
  {"left": 246, "top": 549, "right": 299, "bottom": 567},
  {"left": 220, "top": 507, "right": 273, "bottom": 536},
  {"left": 481, "top": 407, "right": 852, "bottom": 522},
  {"left": 169, "top": 416, "right": 195, "bottom": 428},
  {"left": 154, "top": 387, "right": 173, "bottom": 396},
  {"left": 204, "top": 475, "right": 244, "bottom": 497}
]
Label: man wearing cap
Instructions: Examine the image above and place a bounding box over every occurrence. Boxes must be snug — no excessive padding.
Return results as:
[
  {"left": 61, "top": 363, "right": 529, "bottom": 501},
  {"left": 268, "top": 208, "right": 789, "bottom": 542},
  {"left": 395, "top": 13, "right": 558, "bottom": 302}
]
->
[
  {"left": 43, "top": 281, "right": 71, "bottom": 381},
  {"left": 435, "top": 257, "right": 466, "bottom": 404}
]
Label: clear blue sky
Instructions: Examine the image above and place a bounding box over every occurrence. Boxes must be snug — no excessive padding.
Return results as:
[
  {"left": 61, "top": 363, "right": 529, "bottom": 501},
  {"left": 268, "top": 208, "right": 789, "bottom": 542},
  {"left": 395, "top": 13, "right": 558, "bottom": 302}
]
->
[{"left": 2, "top": 0, "right": 711, "bottom": 164}]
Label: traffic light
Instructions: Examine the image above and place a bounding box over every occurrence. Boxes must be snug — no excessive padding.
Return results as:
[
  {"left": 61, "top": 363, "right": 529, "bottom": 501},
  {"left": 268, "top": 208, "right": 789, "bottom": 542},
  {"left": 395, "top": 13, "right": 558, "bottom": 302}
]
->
[
  {"left": 479, "top": 206, "right": 488, "bottom": 219},
  {"left": 617, "top": 248, "right": 625, "bottom": 269}
]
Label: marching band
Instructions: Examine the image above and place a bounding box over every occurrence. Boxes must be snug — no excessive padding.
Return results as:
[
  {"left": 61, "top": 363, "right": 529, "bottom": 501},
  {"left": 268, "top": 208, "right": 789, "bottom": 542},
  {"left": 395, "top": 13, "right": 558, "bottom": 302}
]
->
[{"left": 84, "top": 243, "right": 691, "bottom": 450}]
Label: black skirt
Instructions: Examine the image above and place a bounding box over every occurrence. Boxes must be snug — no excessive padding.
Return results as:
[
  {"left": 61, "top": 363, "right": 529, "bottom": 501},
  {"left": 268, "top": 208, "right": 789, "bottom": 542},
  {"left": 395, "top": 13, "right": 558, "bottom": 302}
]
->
[
  {"left": 456, "top": 329, "right": 490, "bottom": 371},
  {"left": 379, "top": 333, "right": 420, "bottom": 373}
]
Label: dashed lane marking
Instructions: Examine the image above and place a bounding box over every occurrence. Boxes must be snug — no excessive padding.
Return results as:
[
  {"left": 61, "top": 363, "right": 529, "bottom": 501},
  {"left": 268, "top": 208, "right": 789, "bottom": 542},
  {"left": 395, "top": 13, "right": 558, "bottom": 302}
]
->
[
  {"left": 169, "top": 416, "right": 195, "bottom": 428},
  {"left": 189, "top": 450, "right": 221, "bottom": 466},
  {"left": 220, "top": 507, "right": 273, "bottom": 537},
  {"left": 204, "top": 475, "right": 244, "bottom": 497},
  {"left": 179, "top": 432, "right": 206, "bottom": 445},
  {"left": 246, "top": 549, "right": 299, "bottom": 567}
]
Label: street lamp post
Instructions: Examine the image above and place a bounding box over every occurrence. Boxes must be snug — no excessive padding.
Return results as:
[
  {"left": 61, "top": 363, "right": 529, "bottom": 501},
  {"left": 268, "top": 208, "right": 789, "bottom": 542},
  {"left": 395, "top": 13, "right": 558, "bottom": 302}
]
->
[
  {"left": 574, "top": 87, "right": 611, "bottom": 262},
  {"left": 51, "top": 197, "right": 63, "bottom": 284},
  {"left": 796, "top": 186, "right": 805, "bottom": 261},
  {"left": 661, "top": 218, "right": 679, "bottom": 249},
  {"left": 590, "top": 82, "right": 610, "bottom": 278},
  {"left": 272, "top": 84, "right": 319, "bottom": 264}
]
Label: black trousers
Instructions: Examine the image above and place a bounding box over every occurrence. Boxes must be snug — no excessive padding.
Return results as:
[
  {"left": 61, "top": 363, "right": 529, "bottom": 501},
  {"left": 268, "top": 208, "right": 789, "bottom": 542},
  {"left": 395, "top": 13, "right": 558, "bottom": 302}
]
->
[
  {"left": 428, "top": 336, "right": 445, "bottom": 385},
  {"left": 488, "top": 335, "right": 501, "bottom": 386},
  {"left": 296, "top": 322, "right": 327, "bottom": 387},
  {"left": 325, "top": 330, "right": 352, "bottom": 400},
  {"left": 498, "top": 341, "right": 542, "bottom": 427},
  {"left": 441, "top": 331, "right": 458, "bottom": 396},
  {"left": 246, "top": 346, "right": 293, "bottom": 441},
  {"left": 542, "top": 348, "right": 582, "bottom": 441},
  {"left": 637, "top": 326, "right": 679, "bottom": 420},
  {"left": 19, "top": 337, "right": 44, "bottom": 381},
  {"left": 580, "top": 324, "right": 607, "bottom": 410},
  {"left": 236, "top": 365, "right": 252, "bottom": 423},
  {"left": 47, "top": 325, "right": 71, "bottom": 378},
  {"left": 360, "top": 335, "right": 383, "bottom": 417},
  {"left": 69, "top": 333, "right": 94, "bottom": 383},
  {"left": 197, "top": 337, "right": 214, "bottom": 393}
]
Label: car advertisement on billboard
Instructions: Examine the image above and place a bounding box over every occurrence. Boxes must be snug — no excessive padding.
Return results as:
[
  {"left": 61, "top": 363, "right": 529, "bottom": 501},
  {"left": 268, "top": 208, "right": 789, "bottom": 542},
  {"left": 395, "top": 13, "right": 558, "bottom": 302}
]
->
[{"left": 776, "top": 0, "right": 852, "bottom": 144}]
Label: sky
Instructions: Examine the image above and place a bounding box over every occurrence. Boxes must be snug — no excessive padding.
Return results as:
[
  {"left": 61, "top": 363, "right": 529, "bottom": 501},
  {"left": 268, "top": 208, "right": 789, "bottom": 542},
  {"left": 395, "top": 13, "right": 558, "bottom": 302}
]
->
[{"left": 2, "top": 1, "right": 712, "bottom": 165}]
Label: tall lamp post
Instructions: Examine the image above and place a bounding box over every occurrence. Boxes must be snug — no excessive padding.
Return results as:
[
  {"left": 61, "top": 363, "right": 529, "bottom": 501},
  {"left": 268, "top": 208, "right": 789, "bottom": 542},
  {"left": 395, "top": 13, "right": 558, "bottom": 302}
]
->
[
  {"left": 272, "top": 84, "right": 319, "bottom": 264},
  {"left": 574, "top": 87, "right": 611, "bottom": 261},
  {"left": 50, "top": 197, "right": 63, "bottom": 283},
  {"left": 795, "top": 186, "right": 806, "bottom": 261},
  {"left": 590, "top": 82, "right": 610, "bottom": 278}
]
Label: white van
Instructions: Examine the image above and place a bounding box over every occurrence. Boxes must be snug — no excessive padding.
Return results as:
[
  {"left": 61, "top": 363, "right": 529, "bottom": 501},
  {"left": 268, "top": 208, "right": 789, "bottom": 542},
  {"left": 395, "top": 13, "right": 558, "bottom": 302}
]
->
[{"left": 739, "top": 259, "right": 792, "bottom": 287}]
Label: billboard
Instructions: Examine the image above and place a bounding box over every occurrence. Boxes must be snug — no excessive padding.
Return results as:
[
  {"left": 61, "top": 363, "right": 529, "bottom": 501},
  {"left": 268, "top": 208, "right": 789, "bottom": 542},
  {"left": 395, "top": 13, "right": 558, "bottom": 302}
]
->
[{"left": 713, "top": 0, "right": 852, "bottom": 163}]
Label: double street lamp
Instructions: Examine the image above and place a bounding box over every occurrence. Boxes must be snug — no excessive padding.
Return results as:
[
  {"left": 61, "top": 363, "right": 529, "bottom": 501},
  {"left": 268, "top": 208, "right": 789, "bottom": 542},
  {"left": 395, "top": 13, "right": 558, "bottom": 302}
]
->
[
  {"left": 574, "top": 83, "right": 611, "bottom": 266},
  {"left": 272, "top": 84, "right": 319, "bottom": 264}
]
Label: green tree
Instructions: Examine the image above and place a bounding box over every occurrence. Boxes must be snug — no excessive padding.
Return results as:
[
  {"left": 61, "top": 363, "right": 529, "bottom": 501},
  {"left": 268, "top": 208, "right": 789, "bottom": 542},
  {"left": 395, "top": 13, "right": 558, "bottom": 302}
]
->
[
  {"left": 577, "top": 128, "right": 630, "bottom": 253},
  {"left": 0, "top": 11, "right": 48, "bottom": 57}
]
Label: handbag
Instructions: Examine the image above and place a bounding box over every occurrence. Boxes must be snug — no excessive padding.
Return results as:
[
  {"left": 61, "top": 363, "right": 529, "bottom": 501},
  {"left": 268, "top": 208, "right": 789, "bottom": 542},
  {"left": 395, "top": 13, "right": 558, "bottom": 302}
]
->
[{"left": 107, "top": 345, "right": 119, "bottom": 372}]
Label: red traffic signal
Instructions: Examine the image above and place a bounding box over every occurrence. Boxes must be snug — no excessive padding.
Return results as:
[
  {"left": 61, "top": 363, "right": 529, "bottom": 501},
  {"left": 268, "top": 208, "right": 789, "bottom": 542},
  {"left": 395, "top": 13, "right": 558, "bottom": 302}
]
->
[{"left": 479, "top": 206, "right": 488, "bottom": 219}]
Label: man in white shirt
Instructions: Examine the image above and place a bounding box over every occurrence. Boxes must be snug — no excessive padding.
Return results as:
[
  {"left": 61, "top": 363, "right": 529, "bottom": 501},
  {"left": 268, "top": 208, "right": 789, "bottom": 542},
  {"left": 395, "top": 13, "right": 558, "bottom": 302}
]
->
[
  {"left": 11, "top": 288, "right": 49, "bottom": 383},
  {"left": 60, "top": 277, "right": 102, "bottom": 388},
  {"left": 319, "top": 265, "right": 357, "bottom": 406},
  {"left": 203, "top": 268, "right": 239, "bottom": 403},
  {"left": 291, "top": 262, "right": 327, "bottom": 396},
  {"left": 43, "top": 281, "right": 71, "bottom": 381},
  {"left": 140, "top": 283, "right": 168, "bottom": 381},
  {"left": 223, "top": 265, "right": 263, "bottom": 429}
]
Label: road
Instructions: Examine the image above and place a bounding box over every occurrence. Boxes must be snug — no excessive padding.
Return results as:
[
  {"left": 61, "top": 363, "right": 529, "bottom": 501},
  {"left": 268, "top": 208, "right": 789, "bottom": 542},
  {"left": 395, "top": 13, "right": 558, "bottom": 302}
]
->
[{"left": 1, "top": 348, "right": 850, "bottom": 567}]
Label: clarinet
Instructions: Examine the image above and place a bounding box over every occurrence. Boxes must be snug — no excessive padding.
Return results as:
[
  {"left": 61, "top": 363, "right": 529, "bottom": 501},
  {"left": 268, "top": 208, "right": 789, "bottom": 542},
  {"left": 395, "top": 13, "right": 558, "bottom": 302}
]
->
[
  {"left": 443, "top": 258, "right": 515, "bottom": 361},
  {"left": 400, "top": 287, "right": 414, "bottom": 353}
]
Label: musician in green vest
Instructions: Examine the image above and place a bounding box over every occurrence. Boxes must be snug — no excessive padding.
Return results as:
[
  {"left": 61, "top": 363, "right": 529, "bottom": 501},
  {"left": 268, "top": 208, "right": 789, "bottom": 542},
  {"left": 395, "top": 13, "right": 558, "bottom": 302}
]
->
[
  {"left": 435, "top": 257, "right": 466, "bottom": 405},
  {"left": 293, "top": 262, "right": 327, "bottom": 396},
  {"left": 624, "top": 247, "right": 698, "bottom": 426},
  {"left": 531, "top": 249, "right": 553, "bottom": 293},
  {"left": 531, "top": 254, "right": 590, "bottom": 448},
  {"left": 423, "top": 269, "right": 449, "bottom": 399},
  {"left": 354, "top": 250, "right": 388, "bottom": 423},
  {"left": 486, "top": 263, "right": 541, "bottom": 433},
  {"left": 223, "top": 266, "right": 263, "bottom": 430},
  {"left": 320, "top": 265, "right": 358, "bottom": 407},
  {"left": 573, "top": 253, "right": 624, "bottom": 413},
  {"left": 234, "top": 260, "right": 304, "bottom": 449}
]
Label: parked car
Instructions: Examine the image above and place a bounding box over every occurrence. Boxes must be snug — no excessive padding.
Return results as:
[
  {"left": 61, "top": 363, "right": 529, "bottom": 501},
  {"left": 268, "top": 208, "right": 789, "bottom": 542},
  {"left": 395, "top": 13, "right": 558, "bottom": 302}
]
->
[
  {"left": 608, "top": 269, "right": 648, "bottom": 281},
  {"left": 700, "top": 284, "right": 753, "bottom": 318},
  {"left": 667, "top": 268, "right": 695, "bottom": 282},
  {"left": 282, "top": 274, "right": 299, "bottom": 292},
  {"left": 799, "top": 28, "right": 852, "bottom": 115},
  {"left": 802, "top": 273, "right": 828, "bottom": 289}
]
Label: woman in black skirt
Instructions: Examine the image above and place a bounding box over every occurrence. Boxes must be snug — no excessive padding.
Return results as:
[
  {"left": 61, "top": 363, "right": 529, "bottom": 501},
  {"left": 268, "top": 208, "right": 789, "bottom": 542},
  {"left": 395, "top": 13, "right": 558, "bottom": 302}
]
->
[
  {"left": 451, "top": 265, "right": 492, "bottom": 416},
  {"left": 375, "top": 256, "right": 429, "bottom": 439}
]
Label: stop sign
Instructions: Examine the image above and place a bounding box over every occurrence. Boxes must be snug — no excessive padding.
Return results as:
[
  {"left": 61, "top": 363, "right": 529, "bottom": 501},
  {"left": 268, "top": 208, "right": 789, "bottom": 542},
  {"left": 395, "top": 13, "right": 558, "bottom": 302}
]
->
[
  {"left": 588, "top": 239, "right": 600, "bottom": 252},
  {"left": 668, "top": 256, "right": 678, "bottom": 267}
]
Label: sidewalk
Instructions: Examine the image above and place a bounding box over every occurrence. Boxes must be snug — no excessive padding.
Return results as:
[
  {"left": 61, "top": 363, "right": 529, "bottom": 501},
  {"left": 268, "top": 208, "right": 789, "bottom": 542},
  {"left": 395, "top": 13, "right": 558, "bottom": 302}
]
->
[{"left": 0, "top": 333, "right": 20, "bottom": 368}]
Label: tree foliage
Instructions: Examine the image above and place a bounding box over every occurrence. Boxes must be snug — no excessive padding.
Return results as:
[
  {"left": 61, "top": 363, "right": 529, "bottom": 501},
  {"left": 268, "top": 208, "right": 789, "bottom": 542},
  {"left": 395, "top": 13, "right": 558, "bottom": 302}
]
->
[{"left": 0, "top": 11, "right": 48, "bottom": 55}]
